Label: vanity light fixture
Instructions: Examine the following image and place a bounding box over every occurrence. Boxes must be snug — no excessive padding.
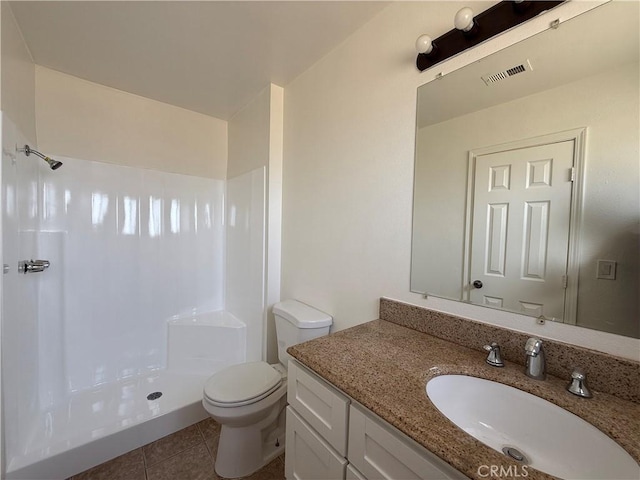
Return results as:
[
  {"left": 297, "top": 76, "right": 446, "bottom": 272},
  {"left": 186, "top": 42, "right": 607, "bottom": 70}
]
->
[
  {"left": 415, "top": 34, "right": 436, "bottom": 57},
  {"left": 513, "top": 0, "right": 533, "bottom": 14},
  {"left": 454, "top": 7, "right": 478, "bottom": 36},
  {"left": 416, "top": 0, "right": 564, "bottom": 72}
]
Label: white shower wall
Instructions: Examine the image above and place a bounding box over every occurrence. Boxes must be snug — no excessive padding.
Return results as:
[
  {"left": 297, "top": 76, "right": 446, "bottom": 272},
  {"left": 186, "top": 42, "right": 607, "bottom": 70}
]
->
[
  {"left": 2, "top": 116, "right": 41, "bottom": 465},
  {"left": 8, "top": 153, "right": 226, "bottom": 406},
  {"left": 225, "top": 167, "right": 266, "bottom": 363}
]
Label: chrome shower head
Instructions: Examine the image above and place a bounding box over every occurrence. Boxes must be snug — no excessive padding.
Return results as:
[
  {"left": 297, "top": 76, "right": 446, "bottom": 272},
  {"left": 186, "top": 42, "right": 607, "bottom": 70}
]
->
[
  {"left": 45, "top": 157, "right": 63, "bottom": 170},
  {"left": 22, "top": 145, "right": 63, "bottom": 170}
]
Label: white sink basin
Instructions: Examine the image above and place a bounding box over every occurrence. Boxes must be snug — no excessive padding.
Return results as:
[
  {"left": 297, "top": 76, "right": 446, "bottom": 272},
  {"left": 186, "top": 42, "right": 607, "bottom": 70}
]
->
[{"left": 426, "top": 375, "right": 639, "bottom": 480}]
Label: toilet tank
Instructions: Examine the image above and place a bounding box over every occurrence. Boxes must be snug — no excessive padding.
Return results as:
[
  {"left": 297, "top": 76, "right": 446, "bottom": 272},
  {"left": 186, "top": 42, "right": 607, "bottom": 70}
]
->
[{"left": 273, "top": 300, "right": 332, "bottom": 367}]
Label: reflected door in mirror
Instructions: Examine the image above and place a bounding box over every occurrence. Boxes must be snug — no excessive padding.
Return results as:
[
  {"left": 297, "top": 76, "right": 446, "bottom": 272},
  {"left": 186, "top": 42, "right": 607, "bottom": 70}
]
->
[{"left": 467, "top": 141, "right": 574, "bottom": 321}]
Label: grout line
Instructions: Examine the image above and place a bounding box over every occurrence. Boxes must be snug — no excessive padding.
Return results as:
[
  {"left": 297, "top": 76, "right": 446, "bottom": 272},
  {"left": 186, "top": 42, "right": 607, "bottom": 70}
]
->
[
  {"left": 143, "top": 447, "right": 151, "bottom": 480},
  {"left": 198, "top": 420, "right": 223, "bottom": 461},
  {"left": 144, "top": 425, "right": 206, "bottom": 468},
  {"left": 204, "top": 435, "right": 217, "bottom": 459},
  {"left": 196, "top": 420, "right": 206, "bottom": 439},
  {"left": 141, "top": 445, "right": 149, "bottom": 470},
  {"left": 143, "top": 450, "right": 150, "bottom": 480},
  {"left": 146, "top": 441, "right": 207, "bottom": 470},
  {"left": 196, "top": 421, "right": 214, "bottom": 459},
  {"left": 141, "top": 436, "right": 154, "bottom": 468}
]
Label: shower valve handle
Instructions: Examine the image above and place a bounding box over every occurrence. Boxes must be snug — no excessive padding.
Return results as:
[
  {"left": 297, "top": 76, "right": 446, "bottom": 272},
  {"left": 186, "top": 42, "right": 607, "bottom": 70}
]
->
[{"left": 18, "top": 259, "right": 50, "bottom": 274}]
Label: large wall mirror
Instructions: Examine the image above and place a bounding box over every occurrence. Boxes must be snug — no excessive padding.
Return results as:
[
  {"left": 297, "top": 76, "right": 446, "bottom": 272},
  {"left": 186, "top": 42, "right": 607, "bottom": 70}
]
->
[{"left": 411, "top": 1, "right": 639, "bottom": 338}]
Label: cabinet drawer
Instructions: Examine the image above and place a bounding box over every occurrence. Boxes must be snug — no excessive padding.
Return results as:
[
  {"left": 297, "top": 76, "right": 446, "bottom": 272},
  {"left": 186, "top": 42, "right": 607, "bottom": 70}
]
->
[
  {"left": 348, "top": 404, "right": 467, "bottom": 480},
  {"left": 285, "top": 407, "right": 347, "bottom": 480},
  {"left": 287, "top": 359, "right": 349, "bottom": 456}
]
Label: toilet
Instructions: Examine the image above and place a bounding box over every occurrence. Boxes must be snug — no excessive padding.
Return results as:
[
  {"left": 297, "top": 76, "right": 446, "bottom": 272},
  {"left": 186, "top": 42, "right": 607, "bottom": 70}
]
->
[{"left": 202, "top": 300, "right": 332, "bottom": 478}]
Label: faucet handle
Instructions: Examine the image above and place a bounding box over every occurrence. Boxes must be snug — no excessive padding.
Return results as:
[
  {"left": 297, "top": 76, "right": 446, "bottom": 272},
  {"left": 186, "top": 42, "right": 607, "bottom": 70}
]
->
[
  {"left": 566, "top": 368, "right": 593, "bottom": 398},
  {"left": 483, "top": 342, "right": 504, "bottom": 367},
  {"left": 524, "top": 337, "right": 543, "bottom": 356},
  {"left": 524, "top": 337, "right": 546, "bottom": 380}
]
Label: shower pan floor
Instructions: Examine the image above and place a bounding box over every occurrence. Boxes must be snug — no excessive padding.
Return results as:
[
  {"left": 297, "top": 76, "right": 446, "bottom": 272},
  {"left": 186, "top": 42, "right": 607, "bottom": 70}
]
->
[{"left": 6, "top": 369, "right": 211, "bottom": 480}]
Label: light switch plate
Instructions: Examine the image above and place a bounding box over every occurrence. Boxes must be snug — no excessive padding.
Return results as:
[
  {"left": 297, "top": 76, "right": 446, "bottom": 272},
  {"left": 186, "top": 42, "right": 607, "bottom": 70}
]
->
[{"left": 596, "top": 260, "right": 616, "bottom": 280}]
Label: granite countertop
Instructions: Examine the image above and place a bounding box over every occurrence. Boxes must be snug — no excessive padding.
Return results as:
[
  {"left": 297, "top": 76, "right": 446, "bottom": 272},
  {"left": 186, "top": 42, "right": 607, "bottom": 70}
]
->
[{"left": 288, "top": 319, "right": 640, "bottom": 480}]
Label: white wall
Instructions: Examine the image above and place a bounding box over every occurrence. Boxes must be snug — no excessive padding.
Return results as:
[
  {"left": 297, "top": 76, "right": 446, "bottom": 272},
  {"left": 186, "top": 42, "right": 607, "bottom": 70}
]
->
[
  {"left": 228, "top": 85, "right": 271, "bottom": 179},
  {"left": 282, "top": 1, "right": 639, "bottom": 359},
  {"left": 283, "top": 1, "right": 438, "bottom": 329},
  {"left": 1, "top": 2, "right": 36, "bottom": 144},
  {"left": 226, "top": 84, "right": 283, "bottom": 362},
  {"left": 35, "top": 66, "right": 227, "bottom": 179},
  {"left": 266, "top": 86, "right": 284, "bottom": 363}
]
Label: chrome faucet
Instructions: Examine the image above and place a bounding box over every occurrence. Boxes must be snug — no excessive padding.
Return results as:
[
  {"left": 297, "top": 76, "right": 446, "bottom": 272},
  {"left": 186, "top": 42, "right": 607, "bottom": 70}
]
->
[
  {"left": 524, "top": 337, "right": 546, "bottom": 380},
  {"left": 566, "top": 368, "right": 593, "bottom": 398},
  {"left": 483, "top": 342, "right": 504, "bottom": 367}
]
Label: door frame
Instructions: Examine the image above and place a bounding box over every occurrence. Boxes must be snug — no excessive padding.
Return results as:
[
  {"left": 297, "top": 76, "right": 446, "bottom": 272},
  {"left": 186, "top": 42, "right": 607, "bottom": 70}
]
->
[{"left": 462, "top": 128, "right": 587, "bottom": 324}]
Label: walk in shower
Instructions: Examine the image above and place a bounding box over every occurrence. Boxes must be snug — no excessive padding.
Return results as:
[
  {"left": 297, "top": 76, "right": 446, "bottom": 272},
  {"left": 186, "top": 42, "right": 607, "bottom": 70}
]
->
[{"left": 1, "top": 116, "right": 267, "bottom": 478}]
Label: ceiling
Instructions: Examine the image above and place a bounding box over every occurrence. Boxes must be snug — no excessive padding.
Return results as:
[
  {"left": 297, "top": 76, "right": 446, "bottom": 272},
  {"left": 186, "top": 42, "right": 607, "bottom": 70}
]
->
[{"left": 10, "top": 1, "right": 389, "bottom": 120}]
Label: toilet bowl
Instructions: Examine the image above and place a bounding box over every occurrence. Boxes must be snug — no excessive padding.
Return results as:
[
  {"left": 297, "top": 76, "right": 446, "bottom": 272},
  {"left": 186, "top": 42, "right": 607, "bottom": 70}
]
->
[
  {"left": 202, "top": 300, "right": 332, "bottom": 478},
  {"left": 203, "top": 362, "right": 287, "bottom": 478}
]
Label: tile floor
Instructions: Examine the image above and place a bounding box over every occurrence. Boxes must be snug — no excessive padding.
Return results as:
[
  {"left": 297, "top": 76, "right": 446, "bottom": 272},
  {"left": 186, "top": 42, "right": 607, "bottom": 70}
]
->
[{"left": 68, "top": 419, "right": 285, "bottom": 480}]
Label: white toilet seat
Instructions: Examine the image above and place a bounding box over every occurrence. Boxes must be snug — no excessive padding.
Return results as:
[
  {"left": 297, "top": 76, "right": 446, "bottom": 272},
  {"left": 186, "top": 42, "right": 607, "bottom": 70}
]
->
[
  {"left": 204, "top": 361, "right": 282, "bottom": 408},
  {"left": 202, "top": 300, "right": 332, "bottom": 479}
]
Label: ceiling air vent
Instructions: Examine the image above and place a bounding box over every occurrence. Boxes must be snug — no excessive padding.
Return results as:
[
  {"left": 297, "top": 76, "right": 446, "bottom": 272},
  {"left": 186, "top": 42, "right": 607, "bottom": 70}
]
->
[{"left": 482, "top": 60, "right": 533, "bottom": 86}]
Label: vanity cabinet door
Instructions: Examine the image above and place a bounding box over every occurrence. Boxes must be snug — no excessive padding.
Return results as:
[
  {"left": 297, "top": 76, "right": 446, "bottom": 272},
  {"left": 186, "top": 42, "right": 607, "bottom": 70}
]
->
[
  {"left": 348, "top": 405, "right": 467, "bottom": 480},
  {"left": 287, "top": 359, "right": 349, "bottom": 456},
  {"left": 285, "top": 407, "right": 347, "bottom": 480}
]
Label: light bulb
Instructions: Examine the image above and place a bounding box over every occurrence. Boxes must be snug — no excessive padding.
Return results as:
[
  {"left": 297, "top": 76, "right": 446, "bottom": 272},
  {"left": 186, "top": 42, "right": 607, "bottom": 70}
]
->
[
  {"left": 415, "top": 35, "right": 434, "bottom": 55},
  {"left": 454, "top": 7, "right": 475, "bottom": 32}
]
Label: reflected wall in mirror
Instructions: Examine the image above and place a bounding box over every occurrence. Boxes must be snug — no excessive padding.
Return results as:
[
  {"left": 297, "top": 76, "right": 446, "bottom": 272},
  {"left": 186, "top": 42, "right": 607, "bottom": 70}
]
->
[{"left": 411, "top": 1, "right": 639, "bottom": 338}]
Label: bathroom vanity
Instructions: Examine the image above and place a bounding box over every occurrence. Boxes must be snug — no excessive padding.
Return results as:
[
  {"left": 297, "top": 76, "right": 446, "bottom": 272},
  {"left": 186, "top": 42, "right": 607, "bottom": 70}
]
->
[
  {"left": 284, "top": 300, "right": 640, "bottom": 480},
  {"left": 286, "top": 359, "right": 465, "bottom": 480}
]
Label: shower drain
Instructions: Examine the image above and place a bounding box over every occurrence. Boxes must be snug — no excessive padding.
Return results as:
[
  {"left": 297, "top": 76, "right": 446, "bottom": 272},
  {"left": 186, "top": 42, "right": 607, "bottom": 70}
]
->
[{"left": 147, "top": 391, "right": 163, "bottom": 401}]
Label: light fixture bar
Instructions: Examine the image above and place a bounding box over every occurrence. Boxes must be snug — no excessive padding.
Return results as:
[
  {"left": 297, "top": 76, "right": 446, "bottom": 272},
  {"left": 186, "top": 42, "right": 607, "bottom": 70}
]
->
[{"left": 416, "top": 1, "right": 564, "bottom": 72}]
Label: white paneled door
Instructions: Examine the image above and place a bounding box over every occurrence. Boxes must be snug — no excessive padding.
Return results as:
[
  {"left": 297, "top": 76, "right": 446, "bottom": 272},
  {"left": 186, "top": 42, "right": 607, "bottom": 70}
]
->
[{"left": 469, "top": 140, "right": 575, "bottom": 321}]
